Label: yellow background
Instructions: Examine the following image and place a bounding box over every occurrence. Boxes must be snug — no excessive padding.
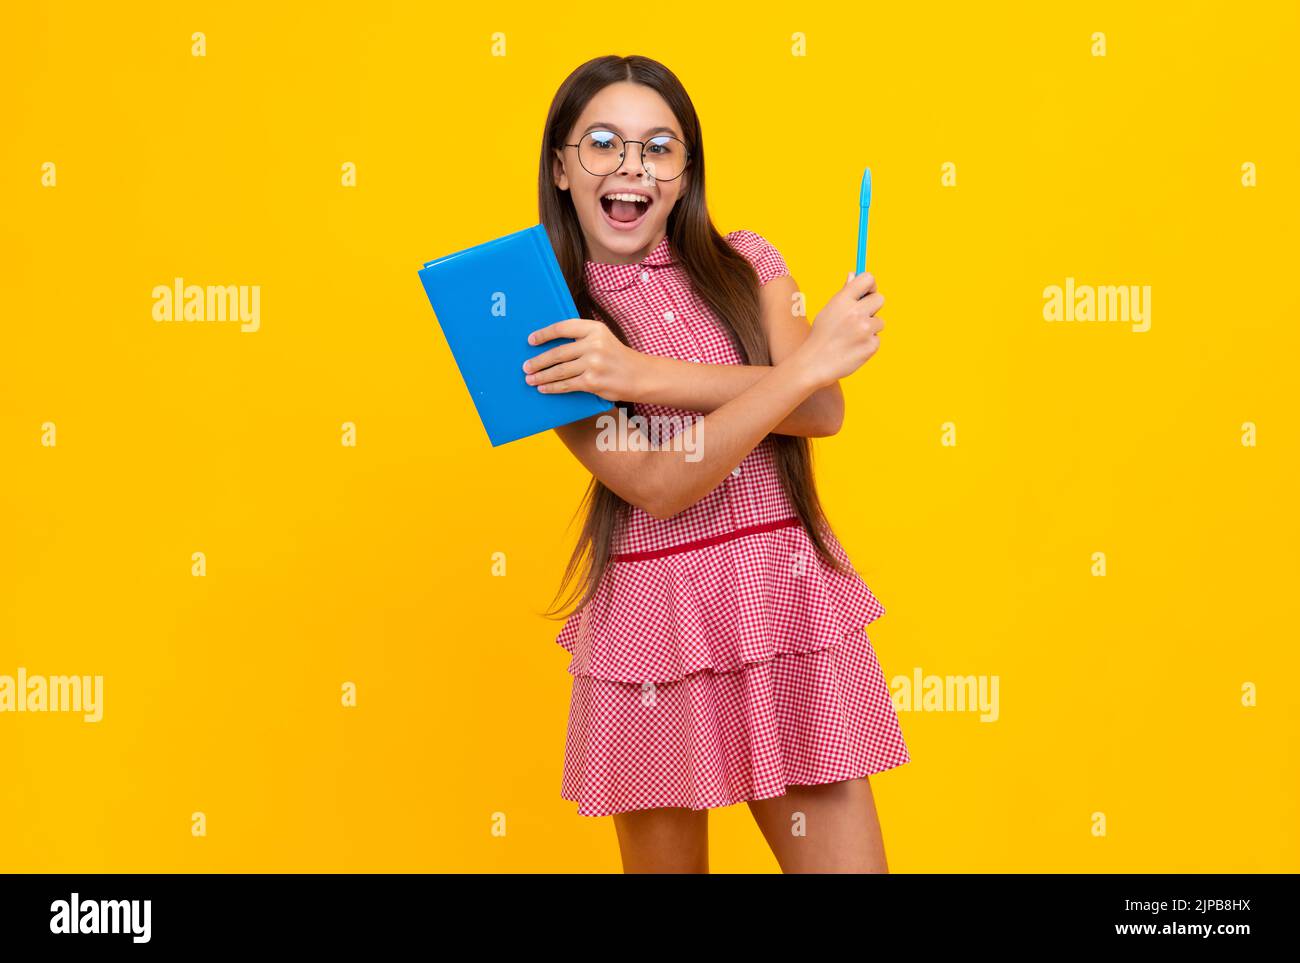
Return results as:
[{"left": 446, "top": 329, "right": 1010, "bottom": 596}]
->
[{"left": 2, "top": 1, "right": 1296, "bottom": 872}]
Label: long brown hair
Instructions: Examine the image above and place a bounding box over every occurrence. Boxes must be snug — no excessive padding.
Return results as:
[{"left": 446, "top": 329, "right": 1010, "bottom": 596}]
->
[{"left": 539, "top": 54, "right": 852, "bottom": 625}]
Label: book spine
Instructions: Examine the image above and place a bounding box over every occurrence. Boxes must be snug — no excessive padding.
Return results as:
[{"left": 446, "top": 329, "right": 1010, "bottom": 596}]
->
[{"left": 533, "top": 225, "right": 579, "bottom": 319}]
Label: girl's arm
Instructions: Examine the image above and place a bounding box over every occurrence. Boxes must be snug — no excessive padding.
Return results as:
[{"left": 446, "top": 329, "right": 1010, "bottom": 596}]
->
[
  {"left": 525, "top": 275, "right": 853, "bottom": 438},
  {"left": 552, "top": 271, "right": 883, "bottom": 520},
  {"left": 629, "top": 274, "right": 844, "bottom": 436},
  {"left": 553, "top": 348, "right": 826, "bottom": 519}
]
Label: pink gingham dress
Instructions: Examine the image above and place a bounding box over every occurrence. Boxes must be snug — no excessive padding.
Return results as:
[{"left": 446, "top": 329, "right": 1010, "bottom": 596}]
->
[{"left": 556, "top": 229, "right": 910, "bottom": 818}]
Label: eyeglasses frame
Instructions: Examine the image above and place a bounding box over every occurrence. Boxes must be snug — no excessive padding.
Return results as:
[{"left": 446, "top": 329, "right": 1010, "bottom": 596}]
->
[{"left": 562, "top": 130, "right": 692, "bottom": 182}]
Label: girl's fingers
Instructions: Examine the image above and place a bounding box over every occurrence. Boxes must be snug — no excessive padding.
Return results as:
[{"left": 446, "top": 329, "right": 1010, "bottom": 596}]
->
[
  {"left": 536, "top": 375, "right": 590, "bottom": 395},
  {"left": 859, "top": 291, "right": 885, "bottom": 316},
  {"left": 842, "top": 271, "right": 877, "bottom": 302},
  {"left": 523, "top": 340, "right": 581, "bottom": 374},
  {"left": 527, "top": 317, "right": 590, "bottom": 346},
  {"left": 852, "top": 271, "right": 877, "bottom": 296},
  {"left": 529, "top": 358, "right": 584, "bottom": 386}
]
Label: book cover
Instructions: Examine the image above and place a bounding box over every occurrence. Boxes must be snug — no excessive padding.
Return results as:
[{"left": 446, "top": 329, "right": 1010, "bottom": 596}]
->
[{"left": 418, "top": 224, "right": 616, "bottom": 446}]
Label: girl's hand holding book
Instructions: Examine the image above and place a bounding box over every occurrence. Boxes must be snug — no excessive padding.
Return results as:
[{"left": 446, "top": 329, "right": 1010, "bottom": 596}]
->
[{"left": 523, "top": 318, "right": 647, "bottom": 403}]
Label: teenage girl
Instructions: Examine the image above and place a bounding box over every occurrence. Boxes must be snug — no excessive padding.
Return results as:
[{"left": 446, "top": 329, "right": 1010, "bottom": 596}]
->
[{"left": 527, "top": 55, "right": 908, "bottom": 873}]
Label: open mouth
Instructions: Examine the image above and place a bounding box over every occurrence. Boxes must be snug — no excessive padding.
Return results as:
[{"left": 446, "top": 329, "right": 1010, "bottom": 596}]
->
[{"left": 599, "top": 191, "right": 653, "bottom": 231}]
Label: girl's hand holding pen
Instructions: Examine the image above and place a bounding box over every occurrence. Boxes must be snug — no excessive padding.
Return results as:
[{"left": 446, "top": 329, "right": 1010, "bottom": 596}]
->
[
  {"left": 794, "top": 269, "right": 886, "bottom": 389},
  {"left": 523, "top": 318, "right": 644, "bottom": 402}
]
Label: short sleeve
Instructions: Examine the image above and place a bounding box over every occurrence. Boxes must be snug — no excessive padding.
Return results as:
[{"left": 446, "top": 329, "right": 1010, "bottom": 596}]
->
[{"left": 725, "top": 229, "right": 790, "bottom": 287}]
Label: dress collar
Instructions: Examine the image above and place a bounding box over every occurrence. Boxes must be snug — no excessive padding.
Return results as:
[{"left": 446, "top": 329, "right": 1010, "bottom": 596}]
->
[{"left": 583, "top": 233, "right": 676, "bottom": 293}]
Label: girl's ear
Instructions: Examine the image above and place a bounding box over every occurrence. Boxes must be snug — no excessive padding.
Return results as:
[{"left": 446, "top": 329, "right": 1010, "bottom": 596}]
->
[{"left": 551, "top": 148, "right": 569, "bottom": 192}]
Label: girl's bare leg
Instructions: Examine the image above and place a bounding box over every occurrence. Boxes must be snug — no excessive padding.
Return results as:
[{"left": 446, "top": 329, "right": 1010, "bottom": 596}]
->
[
  {"left": 746, "top": 776, "right": 890, "bottom": 873},
  {"left": 612, "top": 806, "right": 709, "bottom": 874}
]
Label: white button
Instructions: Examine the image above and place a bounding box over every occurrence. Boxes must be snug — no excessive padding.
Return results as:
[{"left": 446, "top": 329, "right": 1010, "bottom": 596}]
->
[
  {"left": 690, "top": 356, "right": 701, "bottom": 364},
  {"left": 640, "top": 271, "right": 650, "bottom": 282},
  {"left": 730, "top": 466, "right": 741, "bottom": 477},
  {"left": 663, "top": 310, "right": 674, "bottom": 321}
]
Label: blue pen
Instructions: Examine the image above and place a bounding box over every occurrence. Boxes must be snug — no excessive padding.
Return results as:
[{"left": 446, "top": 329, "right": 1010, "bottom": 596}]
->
[{"left": 856, "top": 167, "right": 872, "bottom": 276}]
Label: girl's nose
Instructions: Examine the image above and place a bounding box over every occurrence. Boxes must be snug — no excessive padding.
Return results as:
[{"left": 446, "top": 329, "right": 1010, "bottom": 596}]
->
[{"left": 622, "top": 142, "right": 647, "bottom": 175}]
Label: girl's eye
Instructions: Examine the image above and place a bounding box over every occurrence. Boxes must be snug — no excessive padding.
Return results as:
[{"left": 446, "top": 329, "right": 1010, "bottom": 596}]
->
[
  {"left": 587, "top": 132, "right": 618, "bottom": 150},
  {"left": 647, "top": 137, "right": 673, "bottom": 155}
]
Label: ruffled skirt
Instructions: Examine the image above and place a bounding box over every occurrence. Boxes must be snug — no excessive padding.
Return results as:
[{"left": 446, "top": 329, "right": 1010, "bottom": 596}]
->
[{"left": 554, "top": 520, "right": 910, "bottom": 817}]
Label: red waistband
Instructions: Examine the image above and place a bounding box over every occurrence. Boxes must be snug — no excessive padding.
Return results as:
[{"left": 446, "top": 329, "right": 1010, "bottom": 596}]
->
[{"left": 612, "top": 516, "right": 802, "bottom": 562}]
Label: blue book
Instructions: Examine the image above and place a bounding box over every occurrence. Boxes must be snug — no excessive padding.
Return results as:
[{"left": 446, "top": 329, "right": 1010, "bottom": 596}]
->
[{"left": 418, "top": 224, "right": 616, "bottom": 447}]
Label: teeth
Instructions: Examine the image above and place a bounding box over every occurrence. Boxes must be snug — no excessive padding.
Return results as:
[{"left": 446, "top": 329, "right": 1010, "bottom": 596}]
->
[{"left": 602, "top": 192, "right": 650, "bottom": 203}]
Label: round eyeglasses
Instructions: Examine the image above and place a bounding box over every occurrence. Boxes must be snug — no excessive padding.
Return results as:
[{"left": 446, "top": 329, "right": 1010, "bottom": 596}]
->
[{"left": 563, "top": 129, "right": 691, "bottom": 182}]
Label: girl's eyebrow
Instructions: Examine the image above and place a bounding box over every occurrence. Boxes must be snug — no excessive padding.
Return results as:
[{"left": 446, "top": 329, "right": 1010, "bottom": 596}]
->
[{"left": 583, "top": 121, "right": 680, "bottom": 138}]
